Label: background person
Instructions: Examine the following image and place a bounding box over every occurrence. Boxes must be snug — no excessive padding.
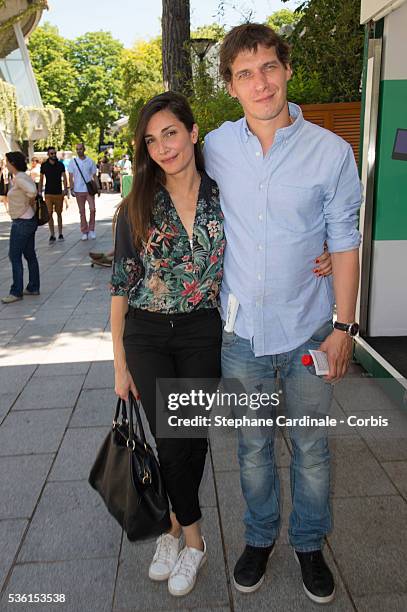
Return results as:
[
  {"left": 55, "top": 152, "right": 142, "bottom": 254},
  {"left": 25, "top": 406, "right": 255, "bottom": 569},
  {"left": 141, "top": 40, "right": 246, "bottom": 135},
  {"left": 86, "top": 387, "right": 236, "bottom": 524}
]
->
[
  {"left": 1, "top": 152, "right": 40, "bottom": 304},
  {"left": 68, "top": 143, "right": 100, "bottom": 240},
  {"left": 39, "top": 146, "right": 69, "bottom": 242},
  {"left": 99, "top": 155, "right": 113, "bottom": 191},
  {"left": 29, "top": 156, "right": 41, "bottom": 190},
  {"left": 117, "top": 153, "right": 132, "bottom": 194}
]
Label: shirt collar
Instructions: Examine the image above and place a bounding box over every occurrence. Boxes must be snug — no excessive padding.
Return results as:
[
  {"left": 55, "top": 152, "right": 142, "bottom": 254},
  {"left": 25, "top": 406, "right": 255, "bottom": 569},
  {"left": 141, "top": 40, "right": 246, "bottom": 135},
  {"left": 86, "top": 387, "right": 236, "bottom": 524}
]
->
[{"left": 241, "top": 102, "right": 304, "bottom": 144}]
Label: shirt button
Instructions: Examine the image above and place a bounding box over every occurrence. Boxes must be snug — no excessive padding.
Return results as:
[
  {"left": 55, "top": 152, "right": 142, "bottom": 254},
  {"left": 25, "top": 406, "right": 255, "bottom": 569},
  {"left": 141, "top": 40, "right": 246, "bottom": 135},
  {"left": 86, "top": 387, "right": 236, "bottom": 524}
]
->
[
  {"left": 258, "top": 244, "right": 263, "bottom": 250},
  {"left": 258, "top": 214, "right": 263, "bottom": 221},
  {"left": 259, "top": 183, "right": 263, "bottom": 190},
  {"left": 255, "top": 151, "right": 261, "bottom": 157},
  {"left": 257, "top": 274, "right": 262, "bottom": 281}
]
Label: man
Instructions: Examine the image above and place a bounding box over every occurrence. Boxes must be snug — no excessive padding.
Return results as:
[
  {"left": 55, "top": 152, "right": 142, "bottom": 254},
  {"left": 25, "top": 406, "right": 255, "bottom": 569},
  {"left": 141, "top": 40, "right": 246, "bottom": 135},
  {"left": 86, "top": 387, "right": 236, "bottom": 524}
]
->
[
  {"left": 68, "top": 143, "right": 100, "bottom": 240},
  {"left": 117, "top": 154, "right": 132, "bottom": 195},
  {"left": 39, "top": 147, "right": 68, "bottom": 242},
  {"left": 204, "top": 24, "right": 361, "bottom": 604}
]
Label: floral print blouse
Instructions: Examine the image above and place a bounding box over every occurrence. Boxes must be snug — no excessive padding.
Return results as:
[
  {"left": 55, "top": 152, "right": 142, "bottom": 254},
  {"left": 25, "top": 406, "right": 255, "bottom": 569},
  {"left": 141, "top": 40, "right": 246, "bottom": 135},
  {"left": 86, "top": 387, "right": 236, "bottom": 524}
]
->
[{"left": 111, "top": 172, "right": 225, "bottom": 313}]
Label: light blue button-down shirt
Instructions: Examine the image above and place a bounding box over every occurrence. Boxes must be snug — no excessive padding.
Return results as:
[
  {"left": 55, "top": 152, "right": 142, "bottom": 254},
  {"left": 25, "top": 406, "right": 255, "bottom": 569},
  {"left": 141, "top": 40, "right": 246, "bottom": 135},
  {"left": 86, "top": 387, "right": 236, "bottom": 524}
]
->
[{"left": 204, "top": 102, "right": 362, "bottom": 357}]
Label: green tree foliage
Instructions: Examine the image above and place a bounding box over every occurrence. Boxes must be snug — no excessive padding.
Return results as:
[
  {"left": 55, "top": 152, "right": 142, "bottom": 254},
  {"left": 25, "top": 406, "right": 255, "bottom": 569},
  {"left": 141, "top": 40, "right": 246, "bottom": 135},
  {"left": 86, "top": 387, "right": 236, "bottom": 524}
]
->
[
  {"left": 191, "top": 23, "right": 225, "bottom": 41},
  {"left": 29, "top": 25, "right": 124, "bottom": 148},
  {"left": 28, "top": 24, "right": 78, "bottom": 112},
  {"left": 282, "top": 0, "right": 364, "bottom": 102},
  {"left": 266, "top": 9, "right": 303, "bottom": 33},
  {"left": 120, "top": 37, "right": 163, "bottom": 115},
  {"left": 68, "top": 31, "right": 124, "bottom": 144}
]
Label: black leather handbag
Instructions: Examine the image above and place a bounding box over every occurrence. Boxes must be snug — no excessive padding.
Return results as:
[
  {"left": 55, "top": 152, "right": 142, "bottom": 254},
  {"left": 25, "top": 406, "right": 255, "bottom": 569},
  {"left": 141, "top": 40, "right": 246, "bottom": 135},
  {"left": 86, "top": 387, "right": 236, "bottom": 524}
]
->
[
  {"left": 34, "top": 193, "right": 50, "bottom": 226},
  {"left": 89, "top": 393, "right": 171, "bottom": 541}
]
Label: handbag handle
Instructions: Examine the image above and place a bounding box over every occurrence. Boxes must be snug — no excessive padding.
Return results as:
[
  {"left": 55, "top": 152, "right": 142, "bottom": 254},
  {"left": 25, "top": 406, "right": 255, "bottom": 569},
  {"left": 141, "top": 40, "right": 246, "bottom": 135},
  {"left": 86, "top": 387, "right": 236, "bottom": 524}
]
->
[
  {"left": 128, "top": 391, "right": 147, "bottom": 447},
  {"left": 113, "top": 397, "right": 128, "bottom": 427}
]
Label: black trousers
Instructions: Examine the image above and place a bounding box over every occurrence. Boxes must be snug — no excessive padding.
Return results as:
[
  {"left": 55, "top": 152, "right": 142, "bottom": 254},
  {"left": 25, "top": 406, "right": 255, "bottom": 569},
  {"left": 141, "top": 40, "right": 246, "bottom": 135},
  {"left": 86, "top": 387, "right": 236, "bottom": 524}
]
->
[{"left": 123, "top": 307, "right": 222, "bottom": 526}]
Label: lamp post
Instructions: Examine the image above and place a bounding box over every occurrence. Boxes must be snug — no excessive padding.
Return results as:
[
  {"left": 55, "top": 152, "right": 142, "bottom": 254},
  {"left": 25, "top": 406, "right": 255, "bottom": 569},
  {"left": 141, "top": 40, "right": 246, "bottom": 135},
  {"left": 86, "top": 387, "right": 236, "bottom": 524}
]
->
[
  {"left": 190, "top": 38, "right": 217, "bottom": 93},
  {"left": 190, "top": 37, "right": 216, "bottom": 63}
]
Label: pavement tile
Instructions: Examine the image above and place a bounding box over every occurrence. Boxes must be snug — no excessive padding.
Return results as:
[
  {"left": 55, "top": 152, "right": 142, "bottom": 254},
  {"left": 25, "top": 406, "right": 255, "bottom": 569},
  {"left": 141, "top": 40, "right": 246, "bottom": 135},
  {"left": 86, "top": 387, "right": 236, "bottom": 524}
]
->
[
  {"left": 18, "top": 481, "right": 122, "bottom": 562},
  {"left": 199, "top": 456, "right": 216, "bottom": 508},
  {"left": 327, "top": 398, "right": 358, "bottom": 436},
  {"left": 12, "top": 375, "right": 84, "bottom": 411},
  {"left": 48, "top": 427, "right": 108, "bottom": 481},
  {"left": 84, "top": 360, "right": 115, "bottom": 389},
  {"left": 328, "top": 496, "right": 407, "bottom": 597},
  {"left": 114, "top": 507, "right": 229, "bottom": 611},
  {"left": 334, "top": 378, "right": 401, "bottom": 413},
  {"left": 0, "top": 454, "right": 54, "bottom": 519},
  {"left": 0, "top": 364, "right": 36, "bottom": 395},
  {"left": 0, "top": 392, "right": 18, "bottom": 424},
  {"left": 115, "top": 608, "right": 231, "bottom": 612},
  {"left": 381, "top": 461, "right": 407, "bottom": 498},
  {"left": 0, "top": 409, "right": 72, "bottom": 456},
  {"left": 62, "top": 314, "right": 109, "bottom": 333},
  {"left": 0, "top": 519, "right": 28, "bottom": 591},
  {"left": 70, "top": 387, "right": 118, "bottom": 427},
  {"left": 355, "top": 408, "right": 407, "bottom": 461},
  {"left": 353, "top": 593, "right": 407, "bottom": 612},
  {"left": 34, "top": 362, "right": 91, "bottom": 377},
  {"left": 329, "top": 436, "right": 397, "bottom": 497},
  {"left": 1, "top": 557, "right": 117, "bottom": 612}
]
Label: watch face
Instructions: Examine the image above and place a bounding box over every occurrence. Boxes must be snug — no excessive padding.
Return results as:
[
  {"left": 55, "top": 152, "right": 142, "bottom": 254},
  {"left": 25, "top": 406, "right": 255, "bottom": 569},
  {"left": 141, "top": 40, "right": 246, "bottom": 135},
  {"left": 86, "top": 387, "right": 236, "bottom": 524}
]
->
[{"left": 349, "top": 323, "right": 359, "bottom": 336}]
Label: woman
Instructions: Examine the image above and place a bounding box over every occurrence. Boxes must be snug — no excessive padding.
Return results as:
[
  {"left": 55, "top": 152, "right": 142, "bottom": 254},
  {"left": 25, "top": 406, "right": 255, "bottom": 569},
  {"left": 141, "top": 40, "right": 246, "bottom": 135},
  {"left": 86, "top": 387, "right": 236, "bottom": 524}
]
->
[
  {"left": 111, "top": 92, "right": 332, "bottom": 597},
  {"left": 1, "top": 152, "right": 40, "bottom": 304},
  {"left": 99, "top": 155, "right": 113, "bottom": 191},
  {"left": 29, "top": 156, "right": 41, "bottom": 190}
]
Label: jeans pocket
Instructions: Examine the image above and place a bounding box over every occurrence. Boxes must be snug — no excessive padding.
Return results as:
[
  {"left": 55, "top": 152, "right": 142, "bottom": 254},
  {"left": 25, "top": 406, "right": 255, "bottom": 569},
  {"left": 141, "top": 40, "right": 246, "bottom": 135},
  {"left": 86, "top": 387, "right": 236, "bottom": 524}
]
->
[
  {"left": 309, "top": 320, "right": 333, "bottom": 345},
  {"left": 222, "top": 328, "right": 238, "bottom": 347}
]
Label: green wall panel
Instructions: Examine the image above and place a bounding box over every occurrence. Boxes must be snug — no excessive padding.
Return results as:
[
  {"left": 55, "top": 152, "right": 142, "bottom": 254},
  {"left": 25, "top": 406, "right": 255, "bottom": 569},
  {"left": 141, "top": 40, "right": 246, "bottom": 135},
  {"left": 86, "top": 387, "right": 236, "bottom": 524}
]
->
[{"left": 374, "top": 79, "right": 407, "bottom": 241}]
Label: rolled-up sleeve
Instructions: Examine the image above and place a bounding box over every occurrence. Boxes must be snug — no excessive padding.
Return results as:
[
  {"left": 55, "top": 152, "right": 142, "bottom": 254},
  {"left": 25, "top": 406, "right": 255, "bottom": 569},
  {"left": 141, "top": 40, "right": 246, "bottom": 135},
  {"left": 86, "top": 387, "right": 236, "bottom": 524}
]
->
[
  {"left": 110, "top": 208, "right": 143, "bottom": 297},
  {"left": 323, "top": 145, "right": 362, "bottom": 253}
]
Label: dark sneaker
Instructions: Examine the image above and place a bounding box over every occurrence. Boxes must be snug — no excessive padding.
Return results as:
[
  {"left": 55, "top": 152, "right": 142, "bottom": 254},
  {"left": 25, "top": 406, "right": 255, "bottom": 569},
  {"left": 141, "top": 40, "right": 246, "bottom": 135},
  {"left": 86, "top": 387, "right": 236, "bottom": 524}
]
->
[
  {"left": 49, "top": 235, "right": 56, "bottom": 242},
  {"left": 23, "top": 289, "right": 40, "bottom": 296},
  {"left": 58, "top": 234, "right": 64, "bottom": 240},
  {"left": 233, "top": 543, "right": 275, "bottom": 593},
  {"left": 294, "top": 549, "right": 335, "bottom": 604}
]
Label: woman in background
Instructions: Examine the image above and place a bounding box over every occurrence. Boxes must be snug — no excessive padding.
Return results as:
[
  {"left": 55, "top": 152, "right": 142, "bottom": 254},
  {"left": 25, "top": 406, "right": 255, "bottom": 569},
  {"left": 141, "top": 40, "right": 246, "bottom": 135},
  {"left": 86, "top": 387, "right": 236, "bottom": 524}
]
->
[{"left": 1, "top": 151, "right": 40, "bottom": 304}]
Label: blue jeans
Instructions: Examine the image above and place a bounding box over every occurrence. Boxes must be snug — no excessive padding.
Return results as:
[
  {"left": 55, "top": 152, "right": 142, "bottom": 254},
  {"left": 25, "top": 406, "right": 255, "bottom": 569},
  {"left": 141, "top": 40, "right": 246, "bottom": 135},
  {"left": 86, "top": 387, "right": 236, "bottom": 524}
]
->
[
  {"left": 221, "top": 320, "right": 334, "bottom": 552},
  {"left": 9, "top": 218, "right": 40, "bottom": 297}
]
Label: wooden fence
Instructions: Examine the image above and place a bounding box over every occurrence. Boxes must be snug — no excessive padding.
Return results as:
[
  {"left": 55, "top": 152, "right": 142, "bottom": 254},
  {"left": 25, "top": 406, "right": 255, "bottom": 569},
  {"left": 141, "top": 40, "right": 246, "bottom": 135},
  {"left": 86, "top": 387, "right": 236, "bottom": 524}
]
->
[{"left": 300, "top": 102, "right": 361, "bottom": 163}]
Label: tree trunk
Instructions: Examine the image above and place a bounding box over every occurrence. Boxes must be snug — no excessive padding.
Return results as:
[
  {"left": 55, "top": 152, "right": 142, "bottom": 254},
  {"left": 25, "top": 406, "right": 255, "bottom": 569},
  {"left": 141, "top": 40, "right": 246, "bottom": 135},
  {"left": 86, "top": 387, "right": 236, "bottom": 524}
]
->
[{"left": 162, "top": 0, "right": 192, "bottom": 95}]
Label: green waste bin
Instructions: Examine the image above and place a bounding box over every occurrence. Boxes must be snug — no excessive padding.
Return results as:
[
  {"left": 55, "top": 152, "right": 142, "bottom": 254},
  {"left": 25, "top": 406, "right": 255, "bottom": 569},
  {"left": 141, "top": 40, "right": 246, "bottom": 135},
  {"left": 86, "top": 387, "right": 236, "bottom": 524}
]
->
[{"left": 122, "top": 174, "right": 133, "bottom": 198}]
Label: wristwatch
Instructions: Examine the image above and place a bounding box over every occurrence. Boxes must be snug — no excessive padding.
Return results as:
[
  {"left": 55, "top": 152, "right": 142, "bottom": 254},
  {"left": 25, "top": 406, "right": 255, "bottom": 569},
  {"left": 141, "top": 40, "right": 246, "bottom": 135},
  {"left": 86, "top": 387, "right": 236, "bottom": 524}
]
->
[{"left": 333, "top": 321, "right": 359, "bottom": 337}]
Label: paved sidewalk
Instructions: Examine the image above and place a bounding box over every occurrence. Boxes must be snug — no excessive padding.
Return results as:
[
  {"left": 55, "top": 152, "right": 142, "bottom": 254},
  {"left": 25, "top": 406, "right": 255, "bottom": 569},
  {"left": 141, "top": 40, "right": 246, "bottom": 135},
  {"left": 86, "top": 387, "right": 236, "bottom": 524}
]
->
[{"left": 0, "top": 194, "right": 406, "bottom": 612}]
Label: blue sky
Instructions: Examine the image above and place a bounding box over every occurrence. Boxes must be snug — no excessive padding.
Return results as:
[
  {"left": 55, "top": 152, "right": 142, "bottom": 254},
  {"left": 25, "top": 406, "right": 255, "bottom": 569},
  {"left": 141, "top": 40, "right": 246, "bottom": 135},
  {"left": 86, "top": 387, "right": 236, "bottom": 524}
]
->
[{"left": 40, "top": 0, "right": 299, "bottom": 47}]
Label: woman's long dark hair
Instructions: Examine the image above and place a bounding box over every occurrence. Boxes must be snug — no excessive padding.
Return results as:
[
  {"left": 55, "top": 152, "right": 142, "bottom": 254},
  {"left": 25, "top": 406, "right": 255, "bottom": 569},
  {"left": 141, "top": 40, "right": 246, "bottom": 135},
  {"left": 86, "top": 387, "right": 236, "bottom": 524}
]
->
[
  {"left": 6, "top": 151, "right": 27, "bottom": 173},
  {"left": 122, "top": 92, "right": 205, "bottom": 248}
]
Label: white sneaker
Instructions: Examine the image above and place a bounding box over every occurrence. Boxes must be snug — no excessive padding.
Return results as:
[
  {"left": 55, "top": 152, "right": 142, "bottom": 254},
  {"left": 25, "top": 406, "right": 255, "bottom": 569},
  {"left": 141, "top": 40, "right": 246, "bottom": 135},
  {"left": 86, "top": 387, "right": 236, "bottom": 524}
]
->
[
  {"left": 168, "top": 537, "right": 207, "bottom": 597},
  {"left": 88, "top": 230, "right": 96, "bottom": 239},
  {"left": 148, "top": 533, "right": 181, "bottom": 581},
  {"left": 81, "top": 233, "right": 88, "bottom": 241}
]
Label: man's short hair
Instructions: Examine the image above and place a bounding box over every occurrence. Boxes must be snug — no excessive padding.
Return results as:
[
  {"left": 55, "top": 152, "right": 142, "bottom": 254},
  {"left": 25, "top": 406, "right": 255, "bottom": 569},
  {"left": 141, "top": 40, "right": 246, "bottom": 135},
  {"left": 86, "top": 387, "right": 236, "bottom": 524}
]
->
[
  {"left": 219, "top": 23, "right": 291, "bottom": 83},
  {"left": 47, "top": 146, "right": 56, "bottom": 153}
]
